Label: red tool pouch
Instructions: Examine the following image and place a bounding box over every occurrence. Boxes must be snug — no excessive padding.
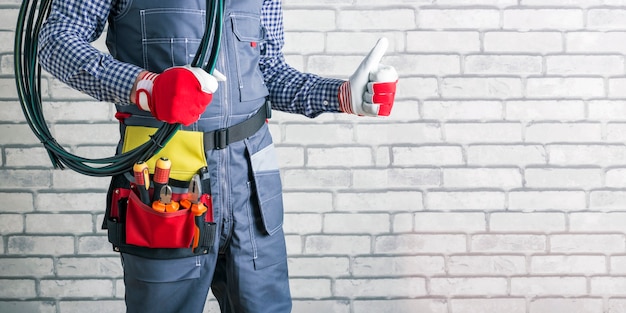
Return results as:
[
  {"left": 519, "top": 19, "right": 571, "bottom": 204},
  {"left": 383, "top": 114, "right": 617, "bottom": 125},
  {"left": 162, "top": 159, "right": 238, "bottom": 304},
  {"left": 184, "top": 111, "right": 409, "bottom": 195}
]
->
[
  {"left": 125, "top": 191, "right": 195, "bottom": 248},
  {"left": 104, "top": 174, "right": 216, "bottom": 259}
]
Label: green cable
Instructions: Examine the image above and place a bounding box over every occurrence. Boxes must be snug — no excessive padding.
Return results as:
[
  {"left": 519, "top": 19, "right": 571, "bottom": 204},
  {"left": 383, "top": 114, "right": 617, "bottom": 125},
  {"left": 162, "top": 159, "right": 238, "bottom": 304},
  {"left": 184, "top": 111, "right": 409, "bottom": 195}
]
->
[{"left": 14, "top": 0, "right": 222, "bottom": 177}]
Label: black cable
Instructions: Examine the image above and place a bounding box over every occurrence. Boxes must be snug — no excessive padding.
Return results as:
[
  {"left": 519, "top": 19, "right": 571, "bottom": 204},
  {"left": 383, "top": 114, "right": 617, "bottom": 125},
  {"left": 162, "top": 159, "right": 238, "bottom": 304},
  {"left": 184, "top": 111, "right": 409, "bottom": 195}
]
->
[{"left": 14, "top": 0, "right": 223, "bottom": 177}]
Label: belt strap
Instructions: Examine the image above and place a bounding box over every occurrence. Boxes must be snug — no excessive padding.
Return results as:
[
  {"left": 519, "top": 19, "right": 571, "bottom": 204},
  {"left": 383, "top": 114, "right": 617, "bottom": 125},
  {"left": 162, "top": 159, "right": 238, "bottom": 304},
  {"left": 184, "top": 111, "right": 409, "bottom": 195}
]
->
[{"left": 204, "top": 101, "right": 271, "bottom": 150}]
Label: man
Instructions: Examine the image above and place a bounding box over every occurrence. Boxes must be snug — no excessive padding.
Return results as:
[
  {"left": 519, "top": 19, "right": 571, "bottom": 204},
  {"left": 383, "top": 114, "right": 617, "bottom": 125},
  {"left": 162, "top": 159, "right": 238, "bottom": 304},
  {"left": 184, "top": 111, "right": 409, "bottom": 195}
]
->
[{"left": 38, "top": 0, "right": 397, "bottom": 312}]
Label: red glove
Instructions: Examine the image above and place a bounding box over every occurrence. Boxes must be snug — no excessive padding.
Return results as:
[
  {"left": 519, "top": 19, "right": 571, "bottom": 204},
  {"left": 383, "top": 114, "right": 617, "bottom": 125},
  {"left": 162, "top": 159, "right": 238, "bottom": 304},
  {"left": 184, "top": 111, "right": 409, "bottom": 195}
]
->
[
  {"left": 135, "top": 65, "right": 225, "bottom": 126},
  {"left": 339, "top": 38, "right": 398, "bottom": 117}
]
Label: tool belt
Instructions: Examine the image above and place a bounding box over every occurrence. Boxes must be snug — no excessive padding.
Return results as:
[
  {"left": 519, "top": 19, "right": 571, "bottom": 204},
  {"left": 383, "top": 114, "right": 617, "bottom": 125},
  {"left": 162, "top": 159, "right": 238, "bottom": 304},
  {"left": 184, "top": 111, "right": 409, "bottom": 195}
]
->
[{"left": 103, "top": 102, "right": 271, "bottom": 259}]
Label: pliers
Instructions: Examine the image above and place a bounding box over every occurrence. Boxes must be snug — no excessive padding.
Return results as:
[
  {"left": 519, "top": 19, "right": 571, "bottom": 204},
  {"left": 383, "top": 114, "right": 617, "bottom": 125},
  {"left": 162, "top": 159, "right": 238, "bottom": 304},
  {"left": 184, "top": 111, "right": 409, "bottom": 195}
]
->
[
  {"left": 152, "top": 185, "right": 180, "bottom": 213},
  {"left": 181, "top": 174, "right": 208, "bottom": 249}
]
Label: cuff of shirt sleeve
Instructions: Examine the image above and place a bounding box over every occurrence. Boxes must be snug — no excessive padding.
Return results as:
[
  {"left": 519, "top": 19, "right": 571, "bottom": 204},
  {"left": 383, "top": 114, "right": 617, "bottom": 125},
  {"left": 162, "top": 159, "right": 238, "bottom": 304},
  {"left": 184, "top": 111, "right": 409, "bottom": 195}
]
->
[{"left": 314, "top": 78, "right": 345, "bottom": 114}]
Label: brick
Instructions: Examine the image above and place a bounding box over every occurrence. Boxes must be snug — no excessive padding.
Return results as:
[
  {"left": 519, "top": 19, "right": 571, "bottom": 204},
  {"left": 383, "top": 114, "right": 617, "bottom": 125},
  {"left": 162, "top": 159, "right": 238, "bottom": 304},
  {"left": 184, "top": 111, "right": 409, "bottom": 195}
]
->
[
  {"left": 283, "top": 192, "right": 333, "bottom": 213},
  {"left": 448, "top": 255, "right": 526, "bottom": 275},
  {"left": 285, "top": 235, "right": 303, "bottom": 255},
  {"left": 526, "top": 168, "right": 603, "bottom": 189},
  {"left": 292, "top": 301, "right": 350, "bottom": 313},
  {"left": 415, "top": 212, "right": 486, "bottom": 232},
  {"left": 42, "top": 101, "right": 111, "bottom": 123},
  {"left": 407, "top": 31, "right": 479, "bottom": 53},
  {"left": 443, "top": 168, "right": 522, "bottom": 189},
  {"left": 608, "top": 169, "right": 626, "bottom": 187},
  {"left": 504, "top": 9, "right": 583, "bottom": 30},
  {"left": 530, "top": 298, "right": 603, "bottom": 313},
  {"left": 77, "top": 236, "right": 117, "bottom": 255},
  {"left": 523, "top": 0, "right": 626, "bottom": 6},
  {"left": 59, "top": 301, "right": 126, "bottom": 313},
  {"left": 420, "top": 9, "right": 500, "bottom": 29},
  {"left": 485, "top": 32, "right": 562, "bottom": 53},
  {"left": 304, "top": 235, "right": 371, "bottom": 255},
  {"left": 445, "top": 123, "right": 522, "bottom": 143},
  {"left": 397, "top": 78, "right": 439, "bottom": 99},
  {"left": 430, "top": 277, "right": 507, "bottom": 296},
  {"left": 0, "top": 170, "right": 51, "bottom": 189},
  {"left": 426, "top": 191, "right": 506, "bottom": 211},
  {"left": 353, "top": 299, "right": 447, "bottom": 313},
  {"left": 40, "top": 279, "right": 113, "bottom": 298},
  {"left": 352, "top": 256, "right": 445, "bottom": 277},
  {"left": 508, "top": 191, "right": 586, "bottom": 211},
  {"left": 0, "top": 302, "right": 56, "bottom": 313},
  {"left": 550, "top": 234, "right": 625, "bottom": 253},
  {"left": 327, "top": 33, "right": 402, "bottom": 54},
  {"left": 307, "top": 147, "right": 372, "bottom": 167},
  {"left": 526, "top": 78, "right": 605, "bottom": 99},
  {"left": 588, "top": 9, "right": 626, "bottom": 30},
  {"left": 609, "top": 79, "right": 626, "bottom": 98},
  {"left": 531, "top": 255, "right": 606, "bottom": 275},
  {"left": 355, "top": 123, "right": 443, "bottom": 144},
  {"left": 347, "top": 168, "right": 441, "bottom": 189},
  {"left": 590, "top": 191, "right": 626, "bottom": 211},
  {"left": 393, "top": 146, "right": 464, "bottom": 166},
  {"left": 589, "top": 100, "right": 626, "bottom": 120},
  {"left": 609, "top": 299, "right": 626, "bottom": 313},
  {"left": 275, "top": 146, "right": 304, "bottom": 168},
  {"left": 25, "top": 214, "right": 93, "bottom": 234},
  {"left": 283, "top": 32, "right": 325, "bottom": 54},
  {"left": 422, "top": 100, "right": 503, "bottom": 120},
  {"left": 0, "top": 214, "right": 23, "bottom": 234},
  {"left": 0, "top": 279, "right": 36, "bottom": 298},
  {"left": 507, "top": 100, "right": 586, "bottom": 121},
  {"left": 511, "top": 277, "right": 586, "bottom": 296},
  {"left": 451, "top": 299, "right": 526, "bottom": 313},
  {"left": 8, "top": 236, "right": 74, "bottom": 255},
  {"left": 548, "top": 145, "right": 626, "bottom": 166},
  {"left": 611, "top": 256, "right": 626, "bottom": 274},
  {"left": 283, "top": 213, "right": 322, "bottom": 234},
  {"left": 490, "top": 212, "right": 565, "bottom": 232},
  {"left": 0, "top": 258, "right": 54, "bottom": 277},
  {"left": 5, "top": 147, "right": 53, "bottom": 167},
  {"left": 324, "top": 213, "right": 390, "bottom": 234},
  {"left": 284, "top": 124, "right": 354, "bottom": 145},
  {"left": 338, "top": 10, "right": 415, "bottom": 31},
  {"left": 289, "top": 278, "right": 332, "bottom": 298},
  {"left": 467, "top": 145, "right": 546, "bottom": 166},
  {"left": 568, "top": 32, "right": 626, "bottom": 53},
  {"left": 375, "top": 234, "right": 467, "bottom": 254},
  {"left": 387, "top": 54, "right": 461, "bottom": 76},
  {"left": 591, "top": 277, "right": 626, "bottom": 295},
  {"left": 571, "top": 213, "right": 626, "bottom": 232},
  {"left": 471, "top": 234, "right": 546, "bottom": 253},
  {"left": 606, "top": 124, "right": 626, "bottom": 142},
  {"left": 36, "top": 192, "right": 106, "bottom": 212},
  {"left": 392, "top": 213, "right": 413, "bottom": 233},
  {"left": 335, "top": 278, "right": 427, "bottom": 297},
  {"left": 0, "top": 124, "right": 41, "bottom": 145},
  {"left": 57, "top": 257, "right": 122, "bottom": 278},
  {"left": 441, "top": 78, "right": 523, "bottom": 99},
  {"left": 288, "top": 257, "right": 349, "bottom": 277},
  {"left": 526, "top": 123, "right": 602, "bottom": 143},
  {"left": 546, "top": 55, "right": 624, "bottom": 75},
  {"left": 438, "top": 0, "right": 517, "bottom": 5},
  {"left": 51, "top": 170, "right": 120, "bottom": 190},
  {"left": 466, "top": 55, "right": 542, "bottom": 75},
  {"left": 282, "top": 169, "right": 350, "bottom": 189}
]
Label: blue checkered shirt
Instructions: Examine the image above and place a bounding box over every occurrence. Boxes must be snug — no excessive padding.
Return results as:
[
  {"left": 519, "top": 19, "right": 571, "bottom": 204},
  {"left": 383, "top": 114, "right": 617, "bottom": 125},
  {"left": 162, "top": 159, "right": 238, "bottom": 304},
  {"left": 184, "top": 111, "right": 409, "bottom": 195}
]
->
[{"left": 38, "top": 0, "right": 343, "bottom": 117}]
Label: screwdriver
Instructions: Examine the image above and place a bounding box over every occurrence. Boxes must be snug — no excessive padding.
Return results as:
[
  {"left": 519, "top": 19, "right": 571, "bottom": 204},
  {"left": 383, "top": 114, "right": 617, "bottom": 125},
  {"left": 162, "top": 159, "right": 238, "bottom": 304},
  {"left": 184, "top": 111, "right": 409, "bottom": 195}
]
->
[
  {"left": 133, "top": 161, "right": 151, "bottom": 205},
  {"left": 152, "top": 157, "right": 171, "bottom": 204}
]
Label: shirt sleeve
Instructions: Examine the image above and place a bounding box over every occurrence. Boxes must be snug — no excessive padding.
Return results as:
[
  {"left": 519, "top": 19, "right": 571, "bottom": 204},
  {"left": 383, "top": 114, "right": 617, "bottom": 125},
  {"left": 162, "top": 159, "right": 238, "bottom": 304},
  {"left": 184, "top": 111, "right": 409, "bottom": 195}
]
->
[
  {"left": 259, "top": 0, "right": 345, "bottom": 118},
  {"left": 37, "top": 0, "right": 142, "bottom": 104}
]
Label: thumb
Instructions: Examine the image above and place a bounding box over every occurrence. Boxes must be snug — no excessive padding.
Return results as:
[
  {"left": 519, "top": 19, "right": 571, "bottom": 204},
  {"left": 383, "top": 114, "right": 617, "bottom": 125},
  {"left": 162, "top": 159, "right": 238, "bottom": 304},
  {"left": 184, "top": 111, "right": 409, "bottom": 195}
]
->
[{"left": 355, "top": 37, "right": 389, "bottom": 79}]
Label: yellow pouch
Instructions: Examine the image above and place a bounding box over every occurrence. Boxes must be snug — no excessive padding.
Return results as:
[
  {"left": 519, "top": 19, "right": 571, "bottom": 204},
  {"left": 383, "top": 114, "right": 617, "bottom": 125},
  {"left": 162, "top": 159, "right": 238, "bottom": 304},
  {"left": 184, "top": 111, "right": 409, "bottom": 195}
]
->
[{"left": 122, "top": 126, "right": 207, "bottom": 181}]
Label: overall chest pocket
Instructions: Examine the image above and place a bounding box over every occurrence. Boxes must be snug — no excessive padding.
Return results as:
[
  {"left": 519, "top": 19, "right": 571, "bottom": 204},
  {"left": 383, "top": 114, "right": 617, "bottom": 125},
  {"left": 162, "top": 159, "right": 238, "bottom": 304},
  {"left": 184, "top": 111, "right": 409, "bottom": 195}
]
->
[
  {"left": 229, "top": 14, "right": 269, "bottom": 102},
  {"left": 140, "top": 8, "right": 205, "bottom": 72}
]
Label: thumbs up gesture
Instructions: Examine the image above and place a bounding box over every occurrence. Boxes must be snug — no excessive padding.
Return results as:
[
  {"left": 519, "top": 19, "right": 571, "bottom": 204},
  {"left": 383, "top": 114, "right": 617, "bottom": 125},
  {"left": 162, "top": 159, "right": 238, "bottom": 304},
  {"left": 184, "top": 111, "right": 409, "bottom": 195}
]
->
[{"left": 339, "top": 38, "right": 398, "bottom": 117}]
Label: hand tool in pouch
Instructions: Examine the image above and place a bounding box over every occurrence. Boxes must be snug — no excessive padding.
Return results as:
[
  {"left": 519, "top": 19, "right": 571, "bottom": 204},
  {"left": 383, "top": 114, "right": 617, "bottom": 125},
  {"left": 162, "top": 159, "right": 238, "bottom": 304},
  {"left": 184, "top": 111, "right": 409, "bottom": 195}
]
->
[
  {"left": 181, "top": 174, "right": 207, "bottom": 250},
  {"left": 133, "top": 161, "right": 151, "bottom": 205},
  {"left": 152, "top": 185, "right": 180, "bottom": 213},
  {"left": 152, "top": 157, "right": 171, "bottom": 203}
]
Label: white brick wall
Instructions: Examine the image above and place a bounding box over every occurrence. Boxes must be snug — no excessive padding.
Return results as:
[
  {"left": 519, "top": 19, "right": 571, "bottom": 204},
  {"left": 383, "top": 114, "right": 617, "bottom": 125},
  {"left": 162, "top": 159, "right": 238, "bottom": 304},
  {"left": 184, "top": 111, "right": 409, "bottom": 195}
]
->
[{"left": 6, "top": 0, "right": 626, "bottom": 312}]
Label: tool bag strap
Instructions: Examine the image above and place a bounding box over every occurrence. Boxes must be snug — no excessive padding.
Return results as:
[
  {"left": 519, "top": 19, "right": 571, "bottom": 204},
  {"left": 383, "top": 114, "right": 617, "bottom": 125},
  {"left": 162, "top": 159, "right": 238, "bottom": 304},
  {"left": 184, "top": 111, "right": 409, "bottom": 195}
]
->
[{"left": 204, "top": 100, "right": 271, "bottom": 150}]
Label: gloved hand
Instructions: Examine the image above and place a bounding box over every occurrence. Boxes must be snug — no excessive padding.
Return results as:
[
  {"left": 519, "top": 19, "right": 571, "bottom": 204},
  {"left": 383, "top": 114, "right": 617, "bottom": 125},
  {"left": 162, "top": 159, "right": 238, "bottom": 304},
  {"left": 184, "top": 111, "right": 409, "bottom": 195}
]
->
[
  {"left": 134, "top": 65, "right": 226, "bottom": 126},
  {"left": 339, "top": 38, "right": 398, "bottom": 117}
]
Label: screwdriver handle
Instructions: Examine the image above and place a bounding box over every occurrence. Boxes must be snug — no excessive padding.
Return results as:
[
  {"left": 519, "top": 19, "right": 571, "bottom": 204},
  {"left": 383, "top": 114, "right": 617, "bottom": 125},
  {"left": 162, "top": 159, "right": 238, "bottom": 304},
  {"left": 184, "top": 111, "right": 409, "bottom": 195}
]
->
[
  {"left": 133, "top": 161, "right": 151, "bottom": 205},
  {"left": 152, "top": 157, "right": 171, "bottom": 203}
]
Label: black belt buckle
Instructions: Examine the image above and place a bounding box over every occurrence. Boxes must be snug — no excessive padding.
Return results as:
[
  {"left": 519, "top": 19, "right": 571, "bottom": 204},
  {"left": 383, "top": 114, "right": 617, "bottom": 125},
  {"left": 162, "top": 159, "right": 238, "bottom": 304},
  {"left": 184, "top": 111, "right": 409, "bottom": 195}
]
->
[
  {"left": 214, "top": 128, "right": 228, "bottom": 150},
  {"left": 265, "top": 100, "right": 272, "bottom": 119}
]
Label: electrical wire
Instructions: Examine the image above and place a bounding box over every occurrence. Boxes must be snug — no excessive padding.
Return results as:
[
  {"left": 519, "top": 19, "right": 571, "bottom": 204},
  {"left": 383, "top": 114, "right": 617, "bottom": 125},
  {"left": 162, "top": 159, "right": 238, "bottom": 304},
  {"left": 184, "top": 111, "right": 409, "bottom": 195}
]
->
[{"left": 14, "top": 0, "right": 223, "bottom": 177}]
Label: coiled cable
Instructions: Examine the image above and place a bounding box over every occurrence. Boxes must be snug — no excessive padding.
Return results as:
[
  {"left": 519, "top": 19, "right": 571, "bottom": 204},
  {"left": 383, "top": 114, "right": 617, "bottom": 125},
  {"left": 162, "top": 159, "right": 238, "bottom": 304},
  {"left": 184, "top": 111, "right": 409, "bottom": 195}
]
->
[{"left": 14, "top": 0, "right": 223, "bottom": 177}]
